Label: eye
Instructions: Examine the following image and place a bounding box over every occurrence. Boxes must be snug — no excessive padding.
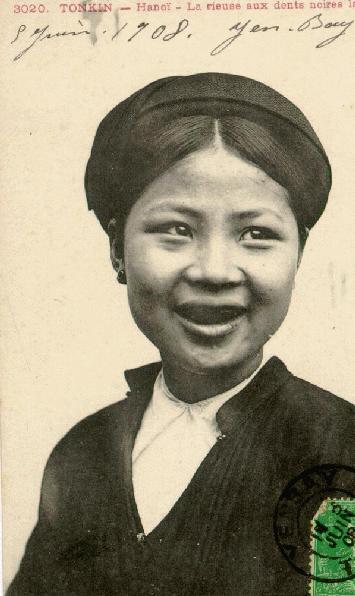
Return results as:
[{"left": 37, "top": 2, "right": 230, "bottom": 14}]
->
[
  {"left": 162, "top": 223, "right": 193, "bottom": 238},
  {"left": 240, "top": 227, "right": 277, "bottom": 242}
]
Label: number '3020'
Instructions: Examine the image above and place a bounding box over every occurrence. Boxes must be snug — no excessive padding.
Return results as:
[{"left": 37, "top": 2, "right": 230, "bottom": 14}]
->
[{"left": 14, "top": 4, "right": 47, "bottom": 12}]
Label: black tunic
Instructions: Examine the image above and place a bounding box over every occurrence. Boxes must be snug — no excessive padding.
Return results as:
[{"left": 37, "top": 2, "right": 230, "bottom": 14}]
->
[{"left": 7, "top": 357, "right": 355, "bottom": 595}]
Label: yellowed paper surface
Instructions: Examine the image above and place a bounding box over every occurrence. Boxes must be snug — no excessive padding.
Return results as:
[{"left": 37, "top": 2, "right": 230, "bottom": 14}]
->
[{"left": 1, "top": 0, "right": 354, "bottom": 591}]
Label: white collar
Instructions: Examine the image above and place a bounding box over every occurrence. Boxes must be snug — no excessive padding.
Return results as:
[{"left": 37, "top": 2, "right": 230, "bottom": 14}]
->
[{"left": 157, "top": 363, "right": 263, "bottom": 424}]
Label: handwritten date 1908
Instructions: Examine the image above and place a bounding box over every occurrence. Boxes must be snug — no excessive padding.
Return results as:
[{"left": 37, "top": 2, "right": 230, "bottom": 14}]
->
[{"left": 11, "top": 18, "right": 190, "bottom": 61}]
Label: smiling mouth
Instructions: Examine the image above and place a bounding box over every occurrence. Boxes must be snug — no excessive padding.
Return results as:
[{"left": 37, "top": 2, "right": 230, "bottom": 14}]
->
[{"left": 174, "top": 304, "right": 247, "bottom": 338}]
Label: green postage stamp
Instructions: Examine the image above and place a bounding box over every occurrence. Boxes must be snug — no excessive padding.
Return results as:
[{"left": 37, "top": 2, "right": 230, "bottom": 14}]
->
[{"left": 310, "top": 498, "right": 355, "bottom": 595}]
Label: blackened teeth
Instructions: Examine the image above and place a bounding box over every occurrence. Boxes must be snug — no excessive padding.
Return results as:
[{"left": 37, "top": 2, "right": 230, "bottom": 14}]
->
[{"left": 175, "top": 305, "right": 245, "bottom": 325}]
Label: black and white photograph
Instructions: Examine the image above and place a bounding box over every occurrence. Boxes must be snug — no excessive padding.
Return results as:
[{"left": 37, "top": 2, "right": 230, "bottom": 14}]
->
[{"left": 1, "top": 4, "right": 355, "bottom": 594}]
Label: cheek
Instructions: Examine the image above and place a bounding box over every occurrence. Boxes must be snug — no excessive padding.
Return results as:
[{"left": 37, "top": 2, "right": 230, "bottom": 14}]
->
[
  {"left": 250, "top": 253, "right": 297, "bottom": 311},
  {"left": 124, "top": 248, "right": 173, "bottom": 320},
  {"left": 125, "top": 238, "right": 187, "bottom": 294}
]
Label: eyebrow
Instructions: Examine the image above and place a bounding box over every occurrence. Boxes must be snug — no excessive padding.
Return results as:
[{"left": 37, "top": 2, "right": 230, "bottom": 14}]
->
[
  {"left": 145, "top": 204, "right": 201, "bottom": 218},
  {"left": 145, "top": 203, "right": 285, "bottom": 222},
  {"left": 230, "top": 209, "right": 285, "bottom": 223}
]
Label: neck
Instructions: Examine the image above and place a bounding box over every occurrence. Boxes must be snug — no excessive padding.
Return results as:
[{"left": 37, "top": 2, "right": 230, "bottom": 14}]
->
[{"left": 161, "top": 351, "right": 263, "bottom": 403}]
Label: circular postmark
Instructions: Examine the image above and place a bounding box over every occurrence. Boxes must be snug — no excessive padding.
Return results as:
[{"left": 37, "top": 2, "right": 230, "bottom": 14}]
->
[{"left": 273, "top": 464, "right": 355, "bottom": 583}]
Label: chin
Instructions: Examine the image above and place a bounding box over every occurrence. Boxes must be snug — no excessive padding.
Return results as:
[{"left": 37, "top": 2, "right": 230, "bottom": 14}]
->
[{"left": 170, "top": 344, "right": 258, "bottom": 376}]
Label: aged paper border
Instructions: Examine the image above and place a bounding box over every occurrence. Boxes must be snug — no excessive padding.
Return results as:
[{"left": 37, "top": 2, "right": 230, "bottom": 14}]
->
[{"left": 1, "top": 0, "right": 354, "bottom": 590}]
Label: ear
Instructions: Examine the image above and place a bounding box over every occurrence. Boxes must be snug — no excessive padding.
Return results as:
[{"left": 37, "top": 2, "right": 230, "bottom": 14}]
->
[
  {"left": 107, "top": 218, "right": 124, "bottom": 273},
  {"left": 296, "top": 225, "right": 309, "bottom": 269},
  {"left": 297, "top": 247, "right": 304, "bottom": 269},
  {"left": 292, "top": 246, "right": 304, "bottom": 289}
]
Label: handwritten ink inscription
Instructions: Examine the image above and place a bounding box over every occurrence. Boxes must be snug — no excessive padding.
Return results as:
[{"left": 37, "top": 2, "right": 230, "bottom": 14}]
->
[
  {"left": 10, "top": 18, "right": 190, "bottom": 60},
  {"left": 211, "top": 12, "right": 354, "bottom": 52},
  {"left": 10, "top": 11, "right": 354, "bottom": 61}
]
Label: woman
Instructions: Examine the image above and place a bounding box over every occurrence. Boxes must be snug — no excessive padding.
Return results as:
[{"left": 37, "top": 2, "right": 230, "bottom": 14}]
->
[{"left": 8, "top": 73, "right": 354, "bottom": 595}]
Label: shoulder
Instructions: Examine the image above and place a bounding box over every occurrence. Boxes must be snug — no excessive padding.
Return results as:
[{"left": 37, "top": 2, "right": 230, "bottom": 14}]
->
[
  {"left": 39, "top": 400, "right": 135, "bottom": 522},
  {"left": 47, "top": 360, "right": 161, "bottom": 466},
  {"left": 39, "top": 362, "right": 160, "bottom": 521},
  {"left": 47, "top": 398, "right": 128, "bottom": 465},
  {"left": 280, "top": 370, "right": 355, "bottom": 420},
  {"left": 253, "top": 356, "right": 354, "bottom": 422},
  {"left": 38, "top": 400, "right": 129, "bottom": 519},
  {"left": 273, "top": 364, "right": 354, "bottom": 461}
]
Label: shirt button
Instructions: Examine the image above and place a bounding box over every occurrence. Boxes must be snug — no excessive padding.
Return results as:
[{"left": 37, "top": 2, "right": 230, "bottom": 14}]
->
[{"left": 137, "top": 532, "right": 146, "bottom": 544}]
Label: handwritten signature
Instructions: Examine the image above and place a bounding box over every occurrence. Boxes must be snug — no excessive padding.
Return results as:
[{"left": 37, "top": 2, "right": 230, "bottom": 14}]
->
[
  {"left": 211, "top": 13, "right": 354, "bottom": 55},
  {"left": 10, "top": 13, "right": 354, "bottom": 61}
]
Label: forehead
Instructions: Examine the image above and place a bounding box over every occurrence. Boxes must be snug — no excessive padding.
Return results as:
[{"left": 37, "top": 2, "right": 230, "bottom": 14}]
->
[{"left": 130, "top": 145, "right": 293, "bottom": 220}]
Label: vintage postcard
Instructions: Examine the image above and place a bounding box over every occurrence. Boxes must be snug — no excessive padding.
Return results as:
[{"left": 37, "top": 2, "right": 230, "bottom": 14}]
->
[{"left": 1, "top": 0, "right": 354, "bottom": 593}]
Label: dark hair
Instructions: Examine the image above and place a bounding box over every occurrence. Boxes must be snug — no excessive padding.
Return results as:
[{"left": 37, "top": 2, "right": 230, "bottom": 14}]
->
[
  {"left": 85, "top": 74, "right": 331, "bottom": 242},
  {"left": 112, "top": 113, "right": 314, "bottom": 251}
]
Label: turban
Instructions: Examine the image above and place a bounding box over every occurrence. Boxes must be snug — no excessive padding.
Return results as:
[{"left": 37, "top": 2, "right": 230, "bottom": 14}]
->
[{"left": 85, "top": 72, "right": 332, "bottom": 234}]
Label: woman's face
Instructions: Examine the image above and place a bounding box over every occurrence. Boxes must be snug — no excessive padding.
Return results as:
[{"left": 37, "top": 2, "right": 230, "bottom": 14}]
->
[{"left": 122, "top": 145, "right": 300, "bottom": 375}]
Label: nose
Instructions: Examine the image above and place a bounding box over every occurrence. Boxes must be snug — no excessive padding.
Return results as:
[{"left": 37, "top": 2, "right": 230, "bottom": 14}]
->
[{"left": 186, "top": 237, "right": 245, "bottom": 287}]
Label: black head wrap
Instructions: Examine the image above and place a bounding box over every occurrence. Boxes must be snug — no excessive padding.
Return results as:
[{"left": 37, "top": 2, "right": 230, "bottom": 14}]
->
[{"left": 85, "top": 72, "right": 331, "bottom": 235}]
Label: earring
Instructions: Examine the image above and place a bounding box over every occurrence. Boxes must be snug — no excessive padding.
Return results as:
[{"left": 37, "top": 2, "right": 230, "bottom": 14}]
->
[{"left": 117, "top": 268, "right": 127, "bottom": 284}]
